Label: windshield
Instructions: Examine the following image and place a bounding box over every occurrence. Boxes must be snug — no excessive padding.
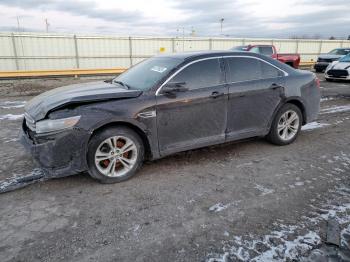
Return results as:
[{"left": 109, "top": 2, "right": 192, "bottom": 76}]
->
[
  {"left": 231, "top": 45, "right": 248, "bottom": 51},
  {"left": 339, "top": 54, "right": 350, "bottom": 62},
  {"left": 328, "top": 49, "right": 350, "bottom": 55},
  {"left": 114, "top": 57, "right": 183, "bottom": 91}
]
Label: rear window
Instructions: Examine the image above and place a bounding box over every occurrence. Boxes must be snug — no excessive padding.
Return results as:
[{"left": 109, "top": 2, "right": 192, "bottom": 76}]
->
[{"left": 259, "top": 46, "right": 274, "bottom": 56}]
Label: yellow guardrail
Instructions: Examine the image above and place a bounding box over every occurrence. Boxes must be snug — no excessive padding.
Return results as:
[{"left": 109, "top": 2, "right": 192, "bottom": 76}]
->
[
  {"left": 300, "top": 61, "right": 316, "bottom": 66},
  {"left": 0, "top": 62, "right": 316, "bottom": 79}
]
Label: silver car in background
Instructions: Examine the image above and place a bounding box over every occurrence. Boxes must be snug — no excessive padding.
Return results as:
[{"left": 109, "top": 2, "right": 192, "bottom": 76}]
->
[
  {"left": 314, "top": 48, "right": 350, "bottom": 73},
  {"left": 325, "top": 54, "right": 350, "bottom": 81}
]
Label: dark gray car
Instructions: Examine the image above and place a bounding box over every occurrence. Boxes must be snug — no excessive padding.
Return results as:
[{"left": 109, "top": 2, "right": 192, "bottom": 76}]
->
[
  {"left": 21, "top": 51, "right": 321, "bottom": 183},
  {"left": 314, "top": 48, "right": 350, "bottom": 72}
]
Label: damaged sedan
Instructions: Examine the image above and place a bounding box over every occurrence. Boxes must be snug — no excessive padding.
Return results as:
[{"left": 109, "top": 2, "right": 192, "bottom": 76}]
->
[
  {"left": 325, "top": 53, "right": 350, "bottom": 81},
  {"left": 21, "top": 51, "right": 321, "bottom": 183}
]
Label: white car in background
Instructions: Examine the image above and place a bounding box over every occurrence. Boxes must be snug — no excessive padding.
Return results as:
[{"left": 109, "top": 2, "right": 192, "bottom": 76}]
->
[{"left": 325, "top": 54, "right": 350, "bottom": 81}]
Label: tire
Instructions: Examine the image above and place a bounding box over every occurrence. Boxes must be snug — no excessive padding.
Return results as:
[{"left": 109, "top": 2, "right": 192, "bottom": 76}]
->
[
  {"left": 267, "top": 103, "right": 303, "bottom": 146},
  {"left": 87, "top": 126, "right": 144, "bottom": 183},
  {"left": 325, "top": 78, "right": 333, "bottom": 82},
  {"left": 315, "top": 69, "right": 323, "bottom": 73}
]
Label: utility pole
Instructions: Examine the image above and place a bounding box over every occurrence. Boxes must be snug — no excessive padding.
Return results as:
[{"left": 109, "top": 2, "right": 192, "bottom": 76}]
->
[
  {"left": 16, "top": 16, "right": 21, "bottom": 32},
  {"left": 45, "top": 18, "right": 50, "bottom": 33},
  {"left": 220, "top": 18, "right": 224, "bottom": 35},
  {"left": 190, "top": 27, "right": 195, "bottom": 37}
]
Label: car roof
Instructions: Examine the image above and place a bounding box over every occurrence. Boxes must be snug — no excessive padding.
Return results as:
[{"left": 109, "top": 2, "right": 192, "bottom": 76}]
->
[
  {"left": 157, "top": 50, "right": 260, "bottom": 60},
  {"left": 157, "top": 50, "right": 296, "bottom": 74}
]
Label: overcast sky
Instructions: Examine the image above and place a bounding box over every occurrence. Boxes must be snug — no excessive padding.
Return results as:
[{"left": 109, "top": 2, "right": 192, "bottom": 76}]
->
[{"left": 0, "top": 0, "right": 349, "bottom": 38}]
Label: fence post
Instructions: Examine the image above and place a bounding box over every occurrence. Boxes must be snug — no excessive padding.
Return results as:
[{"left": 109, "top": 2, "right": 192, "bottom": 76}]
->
[
  {"left": 209, "top": 38, "right": 212, "bottom": 50},
  {"left": 295, "top": 39, "right": 299, "bottom": 54},
  {"left": 11, "top": 33, "right": 19, "bottom": 70},
  {"left": 318, "top": 40, "right": 323, "bottom": 56},
  {"left": 340, "top": 40, "right": 344, "bottom": 48},
  {"left": 73, "top": 35, "right": 80, "bottom": 69},
  {"left": 172, "top": 38, "right": 175, "bottom": 53},
  {"left": 129, "top": 36, "right": 133, "bottom": 67}
]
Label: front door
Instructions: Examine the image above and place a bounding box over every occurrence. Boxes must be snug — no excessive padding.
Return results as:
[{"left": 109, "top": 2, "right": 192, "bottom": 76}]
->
[
  {"left": 156, "top": 58, "right": 228, "bottom": 155},
  {"left": 224, "top": 56, "right": 285, "bottom": 140}
]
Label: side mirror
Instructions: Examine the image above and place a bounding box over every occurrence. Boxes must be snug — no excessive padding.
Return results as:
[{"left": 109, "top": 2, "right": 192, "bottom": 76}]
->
[{"left": 161, "top": 82, "right": 188, "bottom": 94}]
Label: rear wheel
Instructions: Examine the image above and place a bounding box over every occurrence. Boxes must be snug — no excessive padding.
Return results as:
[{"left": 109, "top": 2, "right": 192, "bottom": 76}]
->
[
  {"left": 87, "top": 126, "right": 144, "bottom": 183},
  {"left": 267, "top": 103, "right": 302, "bottom": 145}
]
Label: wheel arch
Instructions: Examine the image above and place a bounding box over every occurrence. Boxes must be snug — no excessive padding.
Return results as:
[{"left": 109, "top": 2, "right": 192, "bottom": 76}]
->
[
  {"left": 88, "top": 121, "right": 153, "bottom": 160},
  {"left": 269, "top": 97, "right": 307, "bottom": 131},
  {"left": 284, "top": 98, "right": 307, "bottom": 125}
]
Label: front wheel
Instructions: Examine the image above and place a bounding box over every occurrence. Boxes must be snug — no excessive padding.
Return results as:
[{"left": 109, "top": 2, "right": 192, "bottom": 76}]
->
[
  {"left": 87, "top": 126, "right": 144, "bottom": 183},
  {"left": 267, "top": 104, "right": 302, "bottom": 146}
]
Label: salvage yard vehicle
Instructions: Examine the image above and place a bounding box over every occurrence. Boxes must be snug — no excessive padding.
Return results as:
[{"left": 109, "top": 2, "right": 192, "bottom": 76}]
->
[
  {"left": 314, "top": 48, "right": 350, "bottom": 73},
  {"left": 325, "top": 53, "right": 350, "bottom": 81},
  {"left": 231, "top": 44, "right": 301, "bottom": 69},
  {"left": 21, "top": 51, "right": 321, "bottom": 183}
]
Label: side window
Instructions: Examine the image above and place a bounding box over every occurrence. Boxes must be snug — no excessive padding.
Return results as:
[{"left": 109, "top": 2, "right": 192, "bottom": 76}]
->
[
  {"left": 225, "top": 57, "right": 261, "bottom": 82},
  {"left": 260, "top": 61, "right": 283, "bottom": 78},
  {"left": 170, "top": 59, "right": 222, "bottom": 90},
  {"left": 259, "top": 46, "right": 274, "bottom": 56}
]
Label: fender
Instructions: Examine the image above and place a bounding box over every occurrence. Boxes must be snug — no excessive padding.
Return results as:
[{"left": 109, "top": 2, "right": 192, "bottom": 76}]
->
[
  {"left": 267, "top": 96, "right": 307, "bottom": 132},
  {"left": 84, "top": 116, "right": 159, "bottom": 162}
]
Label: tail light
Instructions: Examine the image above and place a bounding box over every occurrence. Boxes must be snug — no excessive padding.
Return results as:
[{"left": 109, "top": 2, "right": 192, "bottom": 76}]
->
[{"left": 315, "top": 77, "right": 320, "bottom": 88}]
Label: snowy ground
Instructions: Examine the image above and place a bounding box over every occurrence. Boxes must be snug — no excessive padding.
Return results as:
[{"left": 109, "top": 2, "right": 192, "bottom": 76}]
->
[{"left": 0, "top": 73, "right": 349, "bottom": 262}]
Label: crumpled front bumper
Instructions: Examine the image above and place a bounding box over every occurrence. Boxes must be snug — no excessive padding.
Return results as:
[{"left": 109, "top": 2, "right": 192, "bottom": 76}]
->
[{"left": 20, "top": 124, "right": 90, "bottom": 178}]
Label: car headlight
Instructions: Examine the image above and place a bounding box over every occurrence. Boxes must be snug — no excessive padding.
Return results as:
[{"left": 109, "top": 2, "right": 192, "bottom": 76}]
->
[{"left": 36, "top": 116, "right": 81, "bottom": 134}]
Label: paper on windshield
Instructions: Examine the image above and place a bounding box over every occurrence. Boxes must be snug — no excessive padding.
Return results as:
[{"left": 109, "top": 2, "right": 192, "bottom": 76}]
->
[{"left": 151, "top": 66, "right": 167, "bottom": 73}]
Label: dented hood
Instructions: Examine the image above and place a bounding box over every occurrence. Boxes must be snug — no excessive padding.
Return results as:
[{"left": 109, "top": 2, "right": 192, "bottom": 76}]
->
[{"left": 25, "top": 81, "right": 142, "bottom": 121}]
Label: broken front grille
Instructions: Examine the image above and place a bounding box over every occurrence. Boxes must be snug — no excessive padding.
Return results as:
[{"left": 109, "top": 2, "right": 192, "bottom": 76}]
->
[{"left": 327, "top": 69, "right": 349, "bottom": 78}]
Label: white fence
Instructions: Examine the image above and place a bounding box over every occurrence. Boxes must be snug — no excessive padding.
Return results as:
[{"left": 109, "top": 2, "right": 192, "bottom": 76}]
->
[{"left": 1, "top": 32, "right": 350, "bottom": 71}]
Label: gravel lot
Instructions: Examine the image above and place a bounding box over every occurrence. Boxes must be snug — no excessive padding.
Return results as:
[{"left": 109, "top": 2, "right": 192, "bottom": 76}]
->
[{"left": 0, "top": 72, "right": 349, "bottom": 262}]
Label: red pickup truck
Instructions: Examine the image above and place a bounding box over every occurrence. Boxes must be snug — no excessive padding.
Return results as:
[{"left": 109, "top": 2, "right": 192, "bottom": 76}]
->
[{"left": 231, "top": 44, "right": 301, "bottom": 69}]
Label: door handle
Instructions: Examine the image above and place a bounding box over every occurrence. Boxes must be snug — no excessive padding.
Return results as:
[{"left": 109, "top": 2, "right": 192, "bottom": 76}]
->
[
  {"left": 270, "top": 83, "right": 282, "bottom": 90},
  {"left": 210, "top": 91, "right": 224, "bottom": 98}
]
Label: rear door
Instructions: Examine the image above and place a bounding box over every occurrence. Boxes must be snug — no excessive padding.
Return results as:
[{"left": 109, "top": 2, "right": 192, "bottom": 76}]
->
[
  {"left": 224, "top": 56, "right": 285, "bottom": 140},
  {"left": 156, "top": 58, "right": 228, "bottom": 155}
]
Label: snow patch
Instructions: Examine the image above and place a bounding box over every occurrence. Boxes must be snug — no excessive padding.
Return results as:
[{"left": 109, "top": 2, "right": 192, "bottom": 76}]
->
[
  {"left": 301, "top": 122, "right": 329, "bottom": 131},
  {"left": 0, "top": 101, "right": 26, "bottom": 109},
  {"left": 320, "top": 97, "right": 335, "bottom": 102},
  {"left": 254, "top": 184, "right": 274, "bottom": 196},
  {"left": 209, "top": 203, "right": 230, "bottom": 212},
  {"left": 0, "top": 114, "right": 24, "bottom": 120},
  {"left": 320, "top": 105, "right": 350, "bottom": 114},
  {"left": 4, "top": 138, "right": 18, "bottom": 143}
]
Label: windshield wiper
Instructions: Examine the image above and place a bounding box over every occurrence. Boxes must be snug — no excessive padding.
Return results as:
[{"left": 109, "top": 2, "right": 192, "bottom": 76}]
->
[{"left": 112, "top": 80, "right": 130, "bottom": 90}]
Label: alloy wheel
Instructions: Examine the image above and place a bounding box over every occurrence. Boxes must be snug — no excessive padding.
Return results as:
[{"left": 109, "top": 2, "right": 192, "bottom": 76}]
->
[
  {"left": 94, "top": 136, "right": 138, "bottom": 177},
  {"left": 277, "top": 110, "right": 300, "bottom": 141}
]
